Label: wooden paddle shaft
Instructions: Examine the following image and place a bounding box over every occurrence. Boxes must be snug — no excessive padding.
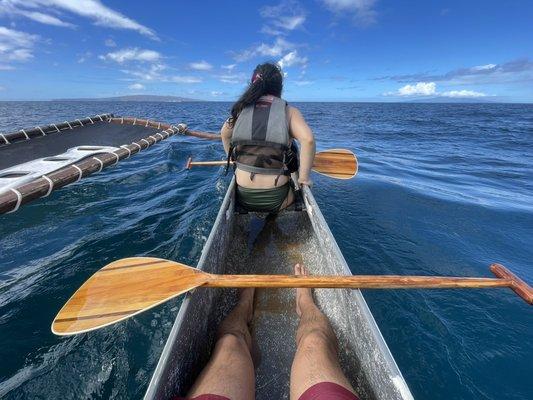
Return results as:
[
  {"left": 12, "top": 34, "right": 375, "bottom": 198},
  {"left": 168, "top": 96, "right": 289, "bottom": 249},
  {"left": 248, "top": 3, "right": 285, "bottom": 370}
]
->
[
  {"left": 205, "top": 275, "right": 512, "bottom": 289},
  {"left": 205, "top": 264, "right": 532, "bottom": 304},
  {"left": 190, "top": 160, "right": 228, "bottom": 167}
]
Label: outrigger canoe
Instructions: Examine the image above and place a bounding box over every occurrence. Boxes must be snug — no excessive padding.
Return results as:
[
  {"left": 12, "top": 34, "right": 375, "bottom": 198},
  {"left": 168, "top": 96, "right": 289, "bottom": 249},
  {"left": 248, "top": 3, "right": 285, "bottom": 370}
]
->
[{"left": 144, "top": 178, "right": 414, "bottom": 400}]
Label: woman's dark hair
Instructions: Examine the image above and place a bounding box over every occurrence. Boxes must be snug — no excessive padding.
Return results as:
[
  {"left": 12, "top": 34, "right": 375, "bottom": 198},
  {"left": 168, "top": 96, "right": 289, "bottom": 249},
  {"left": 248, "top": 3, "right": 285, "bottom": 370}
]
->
[{"left": 228, "top": 62, "right": 283, "bottom": 126}]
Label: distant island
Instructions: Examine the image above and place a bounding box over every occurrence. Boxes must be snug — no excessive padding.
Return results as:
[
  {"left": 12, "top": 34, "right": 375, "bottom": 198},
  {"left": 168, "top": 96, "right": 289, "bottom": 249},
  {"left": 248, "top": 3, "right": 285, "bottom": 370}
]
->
[{"left": 53, "top": 95, "right": 202, "bottom": 102}]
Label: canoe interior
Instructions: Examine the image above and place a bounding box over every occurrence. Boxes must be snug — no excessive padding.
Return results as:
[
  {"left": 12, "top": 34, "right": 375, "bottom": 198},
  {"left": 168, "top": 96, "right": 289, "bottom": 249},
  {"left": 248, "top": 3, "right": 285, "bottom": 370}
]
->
[{"left": 145, "top": 180, "right": 412, "bottom": 400}]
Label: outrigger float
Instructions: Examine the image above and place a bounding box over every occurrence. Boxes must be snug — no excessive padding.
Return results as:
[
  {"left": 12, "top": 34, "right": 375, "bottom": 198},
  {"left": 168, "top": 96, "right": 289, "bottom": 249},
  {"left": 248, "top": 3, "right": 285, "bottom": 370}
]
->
[
  {"left": 4, "top": 115, "right": 531, "bottom": 400},
  {"left": 0, "top": 114, "right": 218, "bottom": 214}
]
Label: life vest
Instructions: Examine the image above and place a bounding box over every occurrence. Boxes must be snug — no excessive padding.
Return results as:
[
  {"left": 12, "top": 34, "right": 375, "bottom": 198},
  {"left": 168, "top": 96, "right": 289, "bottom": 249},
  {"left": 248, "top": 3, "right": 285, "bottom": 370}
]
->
[{"left": 229, "top": 95, "right": 297, "bottom": 180}]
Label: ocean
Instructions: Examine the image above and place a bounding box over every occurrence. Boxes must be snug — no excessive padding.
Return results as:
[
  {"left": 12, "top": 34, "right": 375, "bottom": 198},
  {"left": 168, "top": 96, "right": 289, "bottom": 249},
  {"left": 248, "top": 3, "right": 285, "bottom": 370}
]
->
[{"left": 0, "top": 101, "right": 532, "bottom": 399}]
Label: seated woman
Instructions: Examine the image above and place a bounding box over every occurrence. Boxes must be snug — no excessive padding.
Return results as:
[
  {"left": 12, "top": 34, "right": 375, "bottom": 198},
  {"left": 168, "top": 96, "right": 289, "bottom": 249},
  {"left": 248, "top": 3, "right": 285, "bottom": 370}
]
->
[{"left": 221, "top": 62, "right": 315, "bottom": 213}]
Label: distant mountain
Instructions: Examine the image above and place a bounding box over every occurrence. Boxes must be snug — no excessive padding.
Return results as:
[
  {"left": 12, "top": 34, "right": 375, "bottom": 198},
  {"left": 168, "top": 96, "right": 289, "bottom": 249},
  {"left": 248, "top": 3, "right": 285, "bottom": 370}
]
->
[{"left": 54, "top": 95, "right": 202, "bottom": 102}]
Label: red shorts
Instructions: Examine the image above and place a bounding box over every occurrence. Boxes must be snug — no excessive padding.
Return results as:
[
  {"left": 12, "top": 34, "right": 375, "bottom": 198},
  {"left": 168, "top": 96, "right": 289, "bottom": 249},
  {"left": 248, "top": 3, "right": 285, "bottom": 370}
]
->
[{"left": 175, "top": 382, "right": 359, "bottom": 400}]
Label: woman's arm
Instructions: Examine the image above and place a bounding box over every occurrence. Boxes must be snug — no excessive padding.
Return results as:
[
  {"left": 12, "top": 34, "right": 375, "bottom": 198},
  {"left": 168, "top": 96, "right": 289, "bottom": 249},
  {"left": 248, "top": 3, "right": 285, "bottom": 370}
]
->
[
  {"left": 221, "top": 119, "right": 233, "bottom": 155},
  {"left": 288, "top": 107, "right": 315, "bottom": 186}
]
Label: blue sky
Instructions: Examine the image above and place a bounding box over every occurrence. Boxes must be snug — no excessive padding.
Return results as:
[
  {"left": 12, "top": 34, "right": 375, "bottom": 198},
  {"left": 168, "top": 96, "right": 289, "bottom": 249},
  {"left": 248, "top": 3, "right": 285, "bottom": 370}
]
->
[{"left": 0, "top": 0, "right": 532, "bottom": 102}]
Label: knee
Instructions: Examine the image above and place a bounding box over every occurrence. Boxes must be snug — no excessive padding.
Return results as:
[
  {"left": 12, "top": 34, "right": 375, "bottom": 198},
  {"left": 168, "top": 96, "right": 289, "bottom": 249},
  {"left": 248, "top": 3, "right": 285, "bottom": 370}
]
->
[
  {"left": 298, "top": 329, "right": 338, "bottom": 355},
  {"left": 216, "top": 333, "right": 250, "bottom": 355}
]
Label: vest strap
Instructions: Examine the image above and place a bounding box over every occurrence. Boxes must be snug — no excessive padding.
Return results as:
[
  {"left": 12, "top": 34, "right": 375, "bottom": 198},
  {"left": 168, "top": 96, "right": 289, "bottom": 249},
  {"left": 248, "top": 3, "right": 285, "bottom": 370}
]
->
[
  {"left": 231, "top": 139, "right": 289, "bottom": 151},
  {"left": 235, "top": 162, "right": 287, "bottom": 176}
]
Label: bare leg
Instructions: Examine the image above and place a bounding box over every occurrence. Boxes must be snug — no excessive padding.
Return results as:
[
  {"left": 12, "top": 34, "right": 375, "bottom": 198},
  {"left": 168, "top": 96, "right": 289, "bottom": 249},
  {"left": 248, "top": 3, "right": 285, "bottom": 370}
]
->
[
  {"left": 187, "top": 288, "right": 255, "bottom": 400},
  {"left": 290, "top": 264, "right": 357, "bottom": 400}
]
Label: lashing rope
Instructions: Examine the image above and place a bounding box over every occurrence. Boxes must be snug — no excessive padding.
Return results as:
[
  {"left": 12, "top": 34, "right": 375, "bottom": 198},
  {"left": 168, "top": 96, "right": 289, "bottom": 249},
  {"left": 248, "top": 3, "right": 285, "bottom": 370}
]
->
[
  {"left": 120, "top": 145, "right": 132, "bottom": 158},
  {"left": 42, "top": 175, "right": 54, "bottom": 197},
  {"left": 7, "top": 188, "right": 22, "bottom": 213},
  {"left": 93, "top": 157, "right": 104, "bottom": 173},
  {"left": 106, "top": 152, "right": 120, "bottom": 165},
  {"left": 72, "top": 165, "right": 83, "bottom": 182}
]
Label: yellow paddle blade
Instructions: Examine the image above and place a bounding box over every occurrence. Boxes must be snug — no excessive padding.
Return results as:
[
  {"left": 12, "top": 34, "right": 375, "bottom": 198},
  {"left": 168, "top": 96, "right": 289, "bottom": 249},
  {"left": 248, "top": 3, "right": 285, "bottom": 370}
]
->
[
  {"left": 52, "top": 257, "right": 209, "bottom": 336},
  {"left": 313, "top": 149, "right": 358, "bottom": 179}
]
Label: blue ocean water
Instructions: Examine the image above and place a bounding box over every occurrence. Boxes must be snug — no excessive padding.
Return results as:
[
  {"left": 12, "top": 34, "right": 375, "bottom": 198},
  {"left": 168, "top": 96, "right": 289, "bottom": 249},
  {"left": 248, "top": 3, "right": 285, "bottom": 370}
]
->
[{"left": 0, "top": 101, "right": 532, "bottom": 400}]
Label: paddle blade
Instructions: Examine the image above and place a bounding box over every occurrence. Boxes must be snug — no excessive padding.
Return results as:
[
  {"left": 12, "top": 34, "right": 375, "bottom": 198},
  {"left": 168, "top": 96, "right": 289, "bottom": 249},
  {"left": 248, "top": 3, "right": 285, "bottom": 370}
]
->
[
  {"left": 52, "top": 257, "right": 209, "bottom": 336},
  {"left": 313, "top": 149, "right": 358, "bottom": 179}
]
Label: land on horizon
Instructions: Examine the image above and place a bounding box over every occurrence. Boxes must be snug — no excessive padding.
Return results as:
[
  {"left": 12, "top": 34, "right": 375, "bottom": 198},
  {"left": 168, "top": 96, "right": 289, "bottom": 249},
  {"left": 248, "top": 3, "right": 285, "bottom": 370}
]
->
[{"left": 52, "top": 95, "right": 202, "bottom": 102}]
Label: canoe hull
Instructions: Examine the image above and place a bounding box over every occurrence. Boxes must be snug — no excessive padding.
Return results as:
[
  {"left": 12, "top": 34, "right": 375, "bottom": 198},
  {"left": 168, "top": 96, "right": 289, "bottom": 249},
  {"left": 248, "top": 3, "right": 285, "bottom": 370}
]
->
[{"left": 145, "top": 179, "right": 413, "bottom": 400}]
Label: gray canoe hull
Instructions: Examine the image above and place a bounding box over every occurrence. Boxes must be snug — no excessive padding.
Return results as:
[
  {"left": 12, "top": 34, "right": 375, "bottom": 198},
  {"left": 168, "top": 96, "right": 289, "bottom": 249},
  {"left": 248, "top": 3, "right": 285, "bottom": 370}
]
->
[{"left": 145, "top": 179, "right": 413, "bottom": 400}]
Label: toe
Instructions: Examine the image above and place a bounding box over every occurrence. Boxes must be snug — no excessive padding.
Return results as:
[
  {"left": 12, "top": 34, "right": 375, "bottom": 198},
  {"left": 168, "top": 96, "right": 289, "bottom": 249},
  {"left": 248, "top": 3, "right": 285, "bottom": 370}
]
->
[{"left": 294, "top": 263, "right": 301, "bottom": 275}]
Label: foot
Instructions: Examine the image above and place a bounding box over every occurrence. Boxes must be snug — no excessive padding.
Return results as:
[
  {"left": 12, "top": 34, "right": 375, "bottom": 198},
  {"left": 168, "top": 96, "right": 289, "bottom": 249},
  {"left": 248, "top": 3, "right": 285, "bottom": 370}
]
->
[
  {"left": 236, "top": 288, "right": 255, "bottom": 324},
  {"left": 295, "top": 264, "right": 315, "bottom": 317}
]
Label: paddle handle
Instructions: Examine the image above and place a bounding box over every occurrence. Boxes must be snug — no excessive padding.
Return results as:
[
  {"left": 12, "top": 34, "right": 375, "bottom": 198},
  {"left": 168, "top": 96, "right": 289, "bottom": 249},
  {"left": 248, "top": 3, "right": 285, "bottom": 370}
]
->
[{"left": 490, "top": 264, "right": 533, "bottom": 304}]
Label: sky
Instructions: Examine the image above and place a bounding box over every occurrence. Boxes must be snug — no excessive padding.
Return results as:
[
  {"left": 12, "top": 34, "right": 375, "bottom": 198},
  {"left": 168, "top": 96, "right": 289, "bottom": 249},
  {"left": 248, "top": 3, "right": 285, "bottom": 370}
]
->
[{"left": 0, "top": 0, "right": 532, "bottom": 102}]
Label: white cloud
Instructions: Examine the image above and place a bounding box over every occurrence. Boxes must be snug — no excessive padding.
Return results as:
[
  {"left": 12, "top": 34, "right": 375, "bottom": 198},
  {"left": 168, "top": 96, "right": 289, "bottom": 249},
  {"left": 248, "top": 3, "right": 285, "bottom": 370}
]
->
[
  {"left": 24, "top": 11, "right": 75, "bottom": 27},
  {"left": 105, "top": 38, "right": 116, "bottom": 47},
  {"left": 0, "top": 0, "right": 157, "bottom": 39},
  {"left": 471, "top": 64, "right": 496, "bottom": 71},
  {"left": 386, "top": 81, "right": 488, "bottom": 98},
  {"left": 379, "top": 59, "right": 533, "bottom": 85},
  {"left": 234, "top": 37, "right": 294, "bottom": 62},
  {"left": 0, "top": 26, "right": 39, "bottom": 66},
  {"left": 120, "top": 61, "right": 202, "bottom": 84},
  {"left": 218, "top": 73, "right": 247, "bottom": 84},
  {"left": 211, "top": 91, "right": 224, "bottom": 96},
  {"left": 222, "top": 63, "right": 236, "bottom": 71},
  {"left": 260, "top": 1, "right": 306, "bottom": 34},
  {"left": 120, "top": 63, "right": 166, "bottom": 81},
  {"left": 188, "top": 60, "right": 213, "bottom": 71},
  {"left": 278, "top": 50, "right": 308, "bottom": 69},
  {"left": 293, "top": 80, "right": 313, "bottom": 86},
  {"left": 170, "top": 75, "right": 202, "bottom": 84},
  {"left": 397, "top": 82, "right": 436, "bottom": 96},
  {"left": 321, "top": 0, "right": 377, "bottom": 26},
  {"left": 77, "top": 51, "right": 92, "bottom": 63},
  {"left": 128, "top": 83, "right": 144, "bottom": 90},
  {"left": 99, "top": 48, "right": 161, "bottom": 64},
  {"left": 441, "top": 89, "right": 487, "bottom": 98}
]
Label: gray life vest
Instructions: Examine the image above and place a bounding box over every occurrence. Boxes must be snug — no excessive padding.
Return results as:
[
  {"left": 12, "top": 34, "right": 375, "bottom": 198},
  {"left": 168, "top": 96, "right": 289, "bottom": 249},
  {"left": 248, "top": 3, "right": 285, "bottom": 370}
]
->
[{"left": 230, "top": 95, "right": 291, "bottom": 177}]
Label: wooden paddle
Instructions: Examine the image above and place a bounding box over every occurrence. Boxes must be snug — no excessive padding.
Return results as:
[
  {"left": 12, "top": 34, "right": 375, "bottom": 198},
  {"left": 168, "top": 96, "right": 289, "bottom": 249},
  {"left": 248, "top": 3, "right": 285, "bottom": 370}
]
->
[
  {"left": 186, "top": 149, "right": 358, "bottom": 180},
  {"left": 52, "top": 258, "right": 531, "bottom": 336}
]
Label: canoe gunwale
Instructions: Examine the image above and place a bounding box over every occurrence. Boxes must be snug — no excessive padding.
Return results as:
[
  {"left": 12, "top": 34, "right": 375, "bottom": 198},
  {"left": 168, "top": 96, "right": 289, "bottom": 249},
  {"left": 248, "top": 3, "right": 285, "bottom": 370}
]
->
[
  {"left": 301, "top": 185, "right": 413, "bottom": 399},
  {"left": 144, "top": 179, "right": 235, "bottom": 400}
]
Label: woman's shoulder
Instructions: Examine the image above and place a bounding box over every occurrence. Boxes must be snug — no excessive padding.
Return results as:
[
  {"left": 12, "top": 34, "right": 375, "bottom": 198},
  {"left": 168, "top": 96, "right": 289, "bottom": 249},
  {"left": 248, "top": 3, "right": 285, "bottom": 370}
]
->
[{"left": 287, "top": 105, "right": 303, "bottom": 119}]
